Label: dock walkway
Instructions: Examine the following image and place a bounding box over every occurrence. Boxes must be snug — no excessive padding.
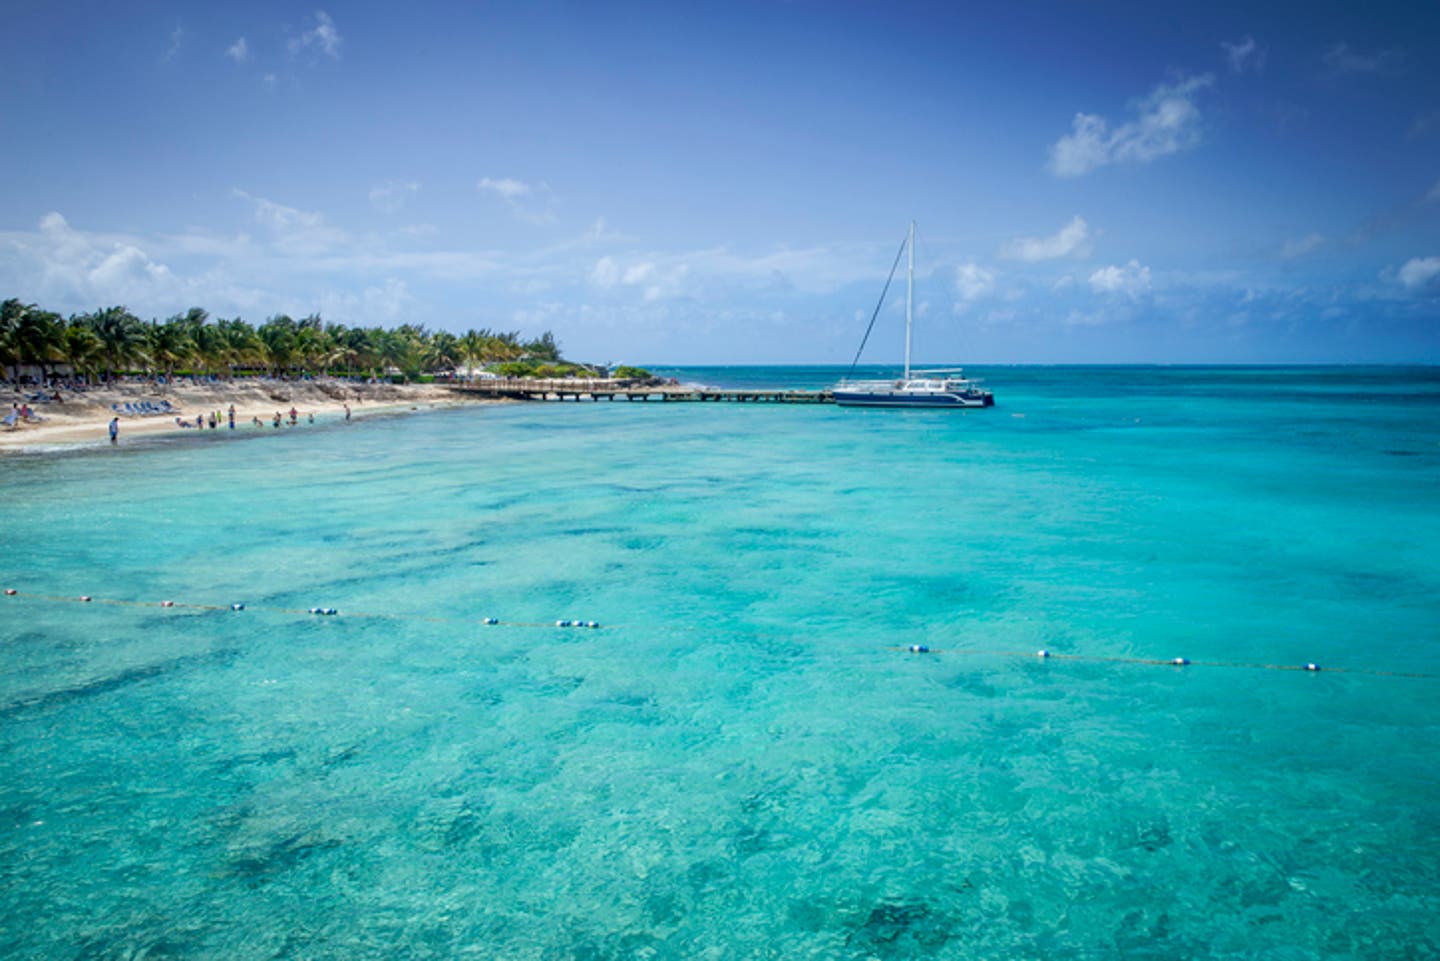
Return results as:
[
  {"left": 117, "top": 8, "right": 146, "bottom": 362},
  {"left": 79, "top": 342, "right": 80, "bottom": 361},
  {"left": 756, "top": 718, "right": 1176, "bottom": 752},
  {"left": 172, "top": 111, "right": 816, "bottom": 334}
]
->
[{"left": 448, "top": 380, "right": 834, "bottom": 404}]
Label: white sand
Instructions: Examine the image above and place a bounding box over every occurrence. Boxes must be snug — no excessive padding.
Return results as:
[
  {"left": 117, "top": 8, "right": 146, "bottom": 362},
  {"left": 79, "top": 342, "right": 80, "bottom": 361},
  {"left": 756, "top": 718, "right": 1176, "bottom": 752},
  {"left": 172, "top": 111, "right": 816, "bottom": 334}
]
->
[{"left": 0, "top": 379, "right": 498, "bottom": 453}]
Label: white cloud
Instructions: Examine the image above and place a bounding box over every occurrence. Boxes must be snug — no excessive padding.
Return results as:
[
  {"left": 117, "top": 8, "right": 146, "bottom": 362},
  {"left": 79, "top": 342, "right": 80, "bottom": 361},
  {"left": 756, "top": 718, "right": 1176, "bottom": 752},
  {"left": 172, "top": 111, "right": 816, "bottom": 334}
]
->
[
  {"left": 1396, "top": 256, "right": 1440, "bottom": 290},
  {"left": 1001, "top": 215, "right": 1092, "bottom": 261},
  {"left": 477, "top": 177, "right": 556, "bottom": 224},
  {"left": 1221, "top": 35, "right": 1265, "bottom": 74},
  {"left": 1323, "top": 43, "right": 1401, "bottom": 74},
  {"left": 1049, "top": 74, "right": 1214, "bottom": 177},
  {"left": 1089, "top": 260, "right": 1151, "bottom": 296},
  {"left": 231, "top": 189, "right": 350, "bottom": 256},
  {"left": 163, "top": 25, "right": 185, "bottom": 63},
  {"left": 1281, "top": 233, "right": 1326, "bottom": 259},
  {"left": 955, "top": 261, "right": 996, "bottom": 300},
  {"left": 588, "top": 255, "right": 687, "bottom": 299},
  {"left": 590, "top": 256, "right": 620, "bottom": 287},
  {"left": 622, "top": 262, "right": 654, "bottom": 285},
  {"left": 4, "top": 212, "right": 180, "bottom": 309},
  {"left": 477, "top": 177, "right": 532, "bottom": 200},
  {"left": 290, "top": 11, "right": 342, "bottom": 59},
  {"left": 226, "top": 37, "right": 249, "bottom": 64},
  {"left": 369, "top": 180, "right": 420, "bottom": 214}
]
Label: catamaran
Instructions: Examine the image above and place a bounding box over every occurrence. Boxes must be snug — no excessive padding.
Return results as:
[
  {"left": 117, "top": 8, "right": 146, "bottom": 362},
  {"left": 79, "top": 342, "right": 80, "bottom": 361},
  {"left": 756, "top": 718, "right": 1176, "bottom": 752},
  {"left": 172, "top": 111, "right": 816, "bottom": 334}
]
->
[{"left": 834, "top": 221, "right": 994, "bottom": 408}]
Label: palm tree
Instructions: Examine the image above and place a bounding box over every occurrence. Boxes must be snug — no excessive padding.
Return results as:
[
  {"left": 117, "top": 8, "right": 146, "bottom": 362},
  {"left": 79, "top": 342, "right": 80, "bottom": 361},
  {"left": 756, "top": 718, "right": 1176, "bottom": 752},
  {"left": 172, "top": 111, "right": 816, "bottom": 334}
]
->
[
  {"left": 457, "top": 329, "right": 486, "bottom": 380},
  {"left": 87, "top": 306, "right": 148, "bottom": 381},
  {"left": 1, "top": 299, "right": 34, "bottom": 382},
  {"left": 62, "top": 322, "right": 104, "bottom": 382},
  {"left": 258, "top": 316, "right": 298, "bottom": 377},
  {"left": 428, "top": 331, "right": 459, "bottom": 377},
  {"left": 524, "top": 330, "right": 561, "bottom": 362},
  {"left": 149, "top": 318, "right": 195, "bottom": 384},
  {"left": 218, "top": 318, "right": 261, "bottom": 377}
]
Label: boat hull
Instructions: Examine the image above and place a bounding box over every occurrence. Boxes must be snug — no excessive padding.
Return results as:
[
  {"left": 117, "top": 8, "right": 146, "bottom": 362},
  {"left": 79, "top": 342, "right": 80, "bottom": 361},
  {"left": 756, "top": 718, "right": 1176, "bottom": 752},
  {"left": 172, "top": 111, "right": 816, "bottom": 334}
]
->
[{"left": 833, "top": 389, "right": 993, "bottom": 408}]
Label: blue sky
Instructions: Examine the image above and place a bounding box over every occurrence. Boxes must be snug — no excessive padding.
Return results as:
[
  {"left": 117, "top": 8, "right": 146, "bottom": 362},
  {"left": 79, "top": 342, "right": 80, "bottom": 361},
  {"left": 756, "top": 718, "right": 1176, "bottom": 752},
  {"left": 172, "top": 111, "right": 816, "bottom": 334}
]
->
[{"left": 1, "top": 0, "right": 1437, "bottom": 363}]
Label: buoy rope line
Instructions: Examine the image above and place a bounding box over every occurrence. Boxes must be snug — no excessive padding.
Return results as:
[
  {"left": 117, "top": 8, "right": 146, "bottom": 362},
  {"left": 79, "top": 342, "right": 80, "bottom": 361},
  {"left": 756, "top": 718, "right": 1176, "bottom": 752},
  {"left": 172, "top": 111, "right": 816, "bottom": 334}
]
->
[
  {"left": 0, "top": 589, "right": 600, "bottom": 631},
  {"left": 888, "top": 645, "right": 1438, "bottom": 680},
  {"left": 2, "top": 587, "right": 1434, "bottom": 681}
]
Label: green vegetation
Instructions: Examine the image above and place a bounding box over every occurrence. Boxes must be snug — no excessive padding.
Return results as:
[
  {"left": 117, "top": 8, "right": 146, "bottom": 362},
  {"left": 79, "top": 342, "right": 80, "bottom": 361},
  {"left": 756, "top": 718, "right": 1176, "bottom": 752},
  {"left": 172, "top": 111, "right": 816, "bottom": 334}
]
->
[
  {"left": 0, "top": 298, "right": 568, "bottom": 383},
  {"left": 612, "top": 365, "right": 653, "bottom": 380},
  {"left": 491, "top": 360, "right": 598, "bottom": 379}
]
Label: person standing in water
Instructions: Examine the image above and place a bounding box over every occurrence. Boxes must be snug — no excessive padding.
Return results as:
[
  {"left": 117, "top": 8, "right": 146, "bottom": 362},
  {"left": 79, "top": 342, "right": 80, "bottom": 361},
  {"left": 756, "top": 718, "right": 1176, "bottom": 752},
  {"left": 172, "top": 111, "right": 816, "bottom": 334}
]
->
[
  {"left": 108, "top": 417, "right": 119, "bottom": 444},
  {"left": 227, "top": 405, "right": 236, "bottom": 430},
  {"left": 344, "top": 403, "right": 351, "bottom": 421}
]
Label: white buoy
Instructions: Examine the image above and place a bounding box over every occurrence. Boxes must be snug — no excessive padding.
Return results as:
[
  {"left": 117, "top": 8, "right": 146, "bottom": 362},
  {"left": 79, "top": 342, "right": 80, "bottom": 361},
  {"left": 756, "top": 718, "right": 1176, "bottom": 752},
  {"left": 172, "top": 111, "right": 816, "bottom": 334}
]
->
[
  {"left": 231, "top": 603, "right": 245, "bottom": 611},
  {"left": 908, "top": 644, "right": 930, "bottom": 654},
  {"left": 1305, "top": 663, "right": 1321, "bottom": 672},
  {"left": 161, "top": 600, "right": 175, "bottom": 608},
  {"left": 79, "top": 596, "right": 92, "bottom": 602},
  {"left": 1037, "top": 649, "right": 1050, "bottom": 658},
  {"left": 1172, "top": 657, "right": 1190, "bottom": 666}
]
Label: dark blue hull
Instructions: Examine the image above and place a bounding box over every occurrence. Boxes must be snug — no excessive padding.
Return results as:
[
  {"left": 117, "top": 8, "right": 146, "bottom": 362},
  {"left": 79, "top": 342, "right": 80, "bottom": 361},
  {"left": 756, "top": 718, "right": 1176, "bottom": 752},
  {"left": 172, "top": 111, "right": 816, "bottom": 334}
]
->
[{"left": 834, "top": 390, "right": 994, "bottom": 408}]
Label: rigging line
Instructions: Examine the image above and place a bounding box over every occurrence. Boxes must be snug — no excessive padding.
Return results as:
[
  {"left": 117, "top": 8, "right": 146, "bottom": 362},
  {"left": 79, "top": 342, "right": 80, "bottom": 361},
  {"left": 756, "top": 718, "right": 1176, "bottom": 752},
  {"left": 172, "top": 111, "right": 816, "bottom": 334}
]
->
[{"left": 844, "top": 230, "right": 909, "bottom": 381}]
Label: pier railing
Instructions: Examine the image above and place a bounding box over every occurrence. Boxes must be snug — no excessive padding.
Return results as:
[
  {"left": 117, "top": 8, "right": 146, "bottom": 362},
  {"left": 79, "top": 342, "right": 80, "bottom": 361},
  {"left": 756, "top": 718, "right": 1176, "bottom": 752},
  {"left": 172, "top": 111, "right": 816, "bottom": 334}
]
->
[{"left": 446, "top": 379, "right": 833, "bottom": 404}]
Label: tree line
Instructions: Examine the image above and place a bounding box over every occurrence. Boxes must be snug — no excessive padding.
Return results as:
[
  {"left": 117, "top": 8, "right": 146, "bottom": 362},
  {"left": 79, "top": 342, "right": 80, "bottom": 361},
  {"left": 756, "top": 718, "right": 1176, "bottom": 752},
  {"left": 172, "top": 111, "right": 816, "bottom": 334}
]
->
[{"left": 0, "top": 299, "right": 574, "bottom": 383}]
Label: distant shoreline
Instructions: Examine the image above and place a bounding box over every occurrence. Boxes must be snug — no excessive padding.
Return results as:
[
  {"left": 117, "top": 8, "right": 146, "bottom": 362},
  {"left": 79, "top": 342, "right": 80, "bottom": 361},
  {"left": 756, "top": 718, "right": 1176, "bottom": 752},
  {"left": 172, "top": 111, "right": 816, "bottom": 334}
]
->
[{"left": 1, "top": 378, "right": 504, "bottom": 454}]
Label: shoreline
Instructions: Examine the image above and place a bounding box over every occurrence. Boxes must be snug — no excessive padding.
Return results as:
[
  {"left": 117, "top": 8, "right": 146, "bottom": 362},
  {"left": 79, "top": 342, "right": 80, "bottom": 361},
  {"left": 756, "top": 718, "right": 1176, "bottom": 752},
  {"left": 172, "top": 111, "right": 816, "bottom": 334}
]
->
[{"left": 1, "top": 379, "right": 499, "bottom": 454}]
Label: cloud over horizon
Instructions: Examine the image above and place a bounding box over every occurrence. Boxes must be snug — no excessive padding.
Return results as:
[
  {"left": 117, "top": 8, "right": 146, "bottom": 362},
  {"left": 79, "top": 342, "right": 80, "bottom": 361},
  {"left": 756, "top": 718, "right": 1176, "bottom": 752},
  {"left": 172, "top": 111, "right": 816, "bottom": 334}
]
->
[
  {"left": 1002, "top": 216, "right": 1092, "bottom": 261},
  {"left": 1049, "top": 74, "right": 1214, "bottom": 177}
]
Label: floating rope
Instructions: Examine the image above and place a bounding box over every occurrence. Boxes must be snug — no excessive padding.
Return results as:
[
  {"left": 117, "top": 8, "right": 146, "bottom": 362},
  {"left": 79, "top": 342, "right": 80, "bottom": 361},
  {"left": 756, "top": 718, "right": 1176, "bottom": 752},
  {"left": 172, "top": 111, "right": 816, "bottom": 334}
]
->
[
  {"left": 0, "top": 588, "right": 599, "bottom": 631},
  {"left": 2, "top": 587, "right": 1434, "bottom": 680},
  {"left": 886, "top": 645, "right": 1437, "bottom": 680}
]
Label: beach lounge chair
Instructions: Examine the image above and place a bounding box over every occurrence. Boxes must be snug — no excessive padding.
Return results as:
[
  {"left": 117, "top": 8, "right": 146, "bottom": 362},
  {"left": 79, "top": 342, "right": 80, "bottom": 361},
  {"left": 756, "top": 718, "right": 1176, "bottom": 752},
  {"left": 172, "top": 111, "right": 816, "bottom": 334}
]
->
[{"left": 1, "top": 411, "right": 17, "bottom": 430}]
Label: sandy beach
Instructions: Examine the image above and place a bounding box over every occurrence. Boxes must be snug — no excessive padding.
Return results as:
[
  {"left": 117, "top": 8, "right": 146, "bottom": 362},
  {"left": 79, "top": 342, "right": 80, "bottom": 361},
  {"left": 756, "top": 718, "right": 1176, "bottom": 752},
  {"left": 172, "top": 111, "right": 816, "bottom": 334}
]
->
[{"left": 0, "top": 378, "right": 492, "bottom": 452}]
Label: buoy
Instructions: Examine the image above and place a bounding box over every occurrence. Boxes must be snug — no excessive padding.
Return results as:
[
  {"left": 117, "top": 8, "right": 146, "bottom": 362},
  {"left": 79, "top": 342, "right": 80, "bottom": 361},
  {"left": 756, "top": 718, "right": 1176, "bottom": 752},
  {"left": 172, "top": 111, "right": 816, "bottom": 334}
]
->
[
  {"left": 482, "top": 617, "right": 498, "bottom": 625},
  {"left": 1172, "top": 657, "right": 1190, "bottom": 666},
  {"left": 587, "top": 621, "right": 600, "bottom": 629},
  {"left": 161, "top": 600, "right": 174, "bottom": 608},
  {"left": 557, "top": 620, "right": 570, "bottom": 627},
  {"left": 1304, "top": 663, "right": 1321, "bottom": 672},
  {"left": 325, "top": 608, "right": 338, "bottom": 616},
  {"left": 231, "top": 603, "right": 245, "bottom": 611},
  {"left": 310, "top": 607, "right": 337, "bottom": 616},
  {"left": 1037, "top": 649, "right": 1050, "bottom": 658},
  {"left": 3, "top": 588, "right": 16, "bottom": 596},
  {"left": 79, "top": 596, "right": 92, "bottom": 602},
  {"left": 908, "top": 644, "right": 930, "bottom": 654}
]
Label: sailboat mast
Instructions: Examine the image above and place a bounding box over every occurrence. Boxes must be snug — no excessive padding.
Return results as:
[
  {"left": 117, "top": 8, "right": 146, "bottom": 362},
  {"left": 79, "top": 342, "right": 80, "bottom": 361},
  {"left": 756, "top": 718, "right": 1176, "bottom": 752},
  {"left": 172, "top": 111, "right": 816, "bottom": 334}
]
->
[{"left": 904, "top": 219, "right": 914, "bottom": 380}]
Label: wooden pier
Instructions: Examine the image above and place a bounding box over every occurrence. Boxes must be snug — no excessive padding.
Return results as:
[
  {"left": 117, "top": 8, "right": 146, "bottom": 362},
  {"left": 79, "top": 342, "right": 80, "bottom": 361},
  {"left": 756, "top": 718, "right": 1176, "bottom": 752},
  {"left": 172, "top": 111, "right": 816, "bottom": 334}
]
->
[{"left": 448, "top": 379, "right": 834, "bottom": 404}]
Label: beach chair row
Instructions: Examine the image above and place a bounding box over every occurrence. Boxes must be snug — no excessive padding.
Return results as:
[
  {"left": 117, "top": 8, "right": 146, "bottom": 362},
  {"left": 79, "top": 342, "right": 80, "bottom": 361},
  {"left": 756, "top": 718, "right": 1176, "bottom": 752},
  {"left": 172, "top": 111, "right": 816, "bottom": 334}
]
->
[{"left": 112, "top": 400, "right": 175, "bottom": 417}]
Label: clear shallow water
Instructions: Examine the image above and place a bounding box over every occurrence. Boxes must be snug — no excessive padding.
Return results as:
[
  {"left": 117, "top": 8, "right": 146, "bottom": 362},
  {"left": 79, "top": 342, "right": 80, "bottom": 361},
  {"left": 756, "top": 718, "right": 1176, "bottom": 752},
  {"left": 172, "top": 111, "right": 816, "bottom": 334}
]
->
[{"left": 1, "top": 366, "right": 1437, "bottom": 958}]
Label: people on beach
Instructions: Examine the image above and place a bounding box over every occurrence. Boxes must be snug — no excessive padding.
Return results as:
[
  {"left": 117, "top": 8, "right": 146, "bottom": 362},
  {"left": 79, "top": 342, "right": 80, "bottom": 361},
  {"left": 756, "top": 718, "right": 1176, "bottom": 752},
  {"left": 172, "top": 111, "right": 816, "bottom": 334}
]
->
[
  {"left": 207, "top": 412, "right": 217, "bottom": 429},
  {"left": 344, "top": 403, "right": 351, "bottom": 421},
  {"left": 273, "top": 412, "right": 281, "bottom": 428},
  {"left": 227, "top": 405, "right": 236, "bottom": 430},
  {"left": 307, "top": 412, "right": 314, "bottom": 424},
  {"left": 108, "top": 417, "right": 118, "bottom": 444},
  {"left": 289, "top": 406, "right": 298, "bottom": 425}
]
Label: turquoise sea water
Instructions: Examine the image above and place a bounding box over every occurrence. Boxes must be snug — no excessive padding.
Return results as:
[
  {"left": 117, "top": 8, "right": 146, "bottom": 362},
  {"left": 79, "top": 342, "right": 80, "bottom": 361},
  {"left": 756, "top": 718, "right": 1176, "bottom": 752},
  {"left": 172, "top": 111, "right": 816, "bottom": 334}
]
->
[{"left": 1, "top": 366, "right": 1438, "bottom": 958}]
